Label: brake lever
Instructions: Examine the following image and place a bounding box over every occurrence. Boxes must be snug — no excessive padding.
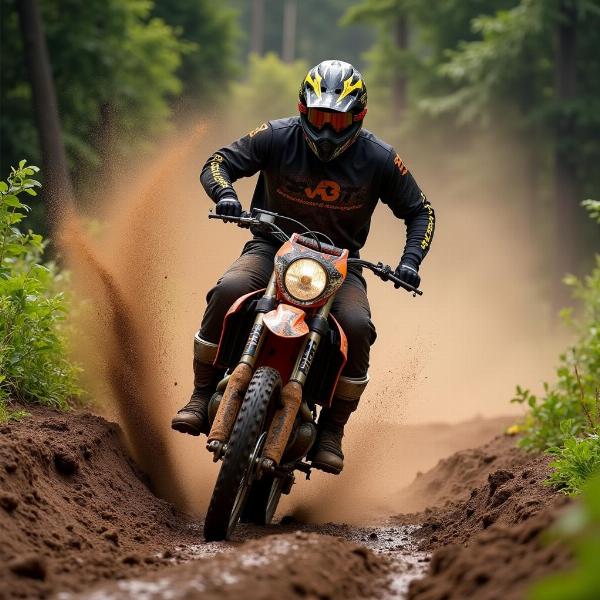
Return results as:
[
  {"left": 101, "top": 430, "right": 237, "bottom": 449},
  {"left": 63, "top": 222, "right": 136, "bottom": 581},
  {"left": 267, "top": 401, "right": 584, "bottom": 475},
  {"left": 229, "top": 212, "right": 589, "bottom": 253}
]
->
[
  {"left": 375, "top": 262, "right": 393, "bottom": 282},
  {"left": 374, "top": 262, "right": 423, "bottom": 296},
  {"left": 208, "top": 210, "right": 255, "bottom": 228}
]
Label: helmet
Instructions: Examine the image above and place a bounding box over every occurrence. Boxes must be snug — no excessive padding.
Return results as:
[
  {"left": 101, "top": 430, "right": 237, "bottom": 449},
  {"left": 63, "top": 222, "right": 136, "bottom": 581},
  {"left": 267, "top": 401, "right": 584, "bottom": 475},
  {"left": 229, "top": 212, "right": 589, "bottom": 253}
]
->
[{"left": 298, "top": 60, "right": 367, "bottom": 162}]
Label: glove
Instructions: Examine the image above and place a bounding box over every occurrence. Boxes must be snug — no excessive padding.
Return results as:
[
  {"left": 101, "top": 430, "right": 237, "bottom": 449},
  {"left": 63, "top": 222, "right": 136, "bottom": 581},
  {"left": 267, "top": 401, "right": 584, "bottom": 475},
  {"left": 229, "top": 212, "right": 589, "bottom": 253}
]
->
[
  {"left": 215, "top": 196, "right": 242, "bottom": 219},
  {"left": 394, "top": 258, "right": 421, "bottom": 289}
]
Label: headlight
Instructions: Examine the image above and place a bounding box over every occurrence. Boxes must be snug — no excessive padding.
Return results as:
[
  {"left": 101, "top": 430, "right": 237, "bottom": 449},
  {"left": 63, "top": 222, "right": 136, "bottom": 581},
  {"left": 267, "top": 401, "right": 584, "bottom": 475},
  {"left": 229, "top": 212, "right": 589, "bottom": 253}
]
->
[{"left": 284, "top": 258, "right": 328, "bottom": 302}]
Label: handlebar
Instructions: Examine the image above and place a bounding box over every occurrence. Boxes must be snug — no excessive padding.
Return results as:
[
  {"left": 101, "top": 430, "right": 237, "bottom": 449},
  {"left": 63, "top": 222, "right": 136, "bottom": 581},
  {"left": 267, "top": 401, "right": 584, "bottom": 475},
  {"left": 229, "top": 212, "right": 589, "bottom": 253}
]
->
[
  {"left": 208, "top": 210, "right": 259, "bottom": 228},
  {"left": 346, "top": 258, "right": 423, "bottom": 296},
  {"left": 209, "top": 209, "right": 423, "bottom": 296}
]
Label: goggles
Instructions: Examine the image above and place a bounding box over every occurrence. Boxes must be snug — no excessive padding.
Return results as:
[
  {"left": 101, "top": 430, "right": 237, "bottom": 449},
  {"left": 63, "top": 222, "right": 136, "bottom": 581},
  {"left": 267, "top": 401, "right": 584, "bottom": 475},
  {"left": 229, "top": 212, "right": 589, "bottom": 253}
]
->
[{"left": 299, "top": 103, "right": 367, "bottom": 133}]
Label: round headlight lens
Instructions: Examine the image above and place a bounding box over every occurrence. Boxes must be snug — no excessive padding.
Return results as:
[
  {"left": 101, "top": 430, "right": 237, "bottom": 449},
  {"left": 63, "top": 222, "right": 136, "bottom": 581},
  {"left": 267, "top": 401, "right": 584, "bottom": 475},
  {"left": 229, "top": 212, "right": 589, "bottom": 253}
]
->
[{"left": 284, "top": 258, "right": 328, "bottom": 302}]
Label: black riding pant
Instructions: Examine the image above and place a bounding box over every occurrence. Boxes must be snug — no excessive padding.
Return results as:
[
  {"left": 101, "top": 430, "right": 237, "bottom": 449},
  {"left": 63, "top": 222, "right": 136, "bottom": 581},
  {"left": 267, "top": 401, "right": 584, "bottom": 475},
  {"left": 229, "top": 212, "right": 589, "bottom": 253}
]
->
[{"left": 199, "top": 239, "right": 377, "bottom": 378}]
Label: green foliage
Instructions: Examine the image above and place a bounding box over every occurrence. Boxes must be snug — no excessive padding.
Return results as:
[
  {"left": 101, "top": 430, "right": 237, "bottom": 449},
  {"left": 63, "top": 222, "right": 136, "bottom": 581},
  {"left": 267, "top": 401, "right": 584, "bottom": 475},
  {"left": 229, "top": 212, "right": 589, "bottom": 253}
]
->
[
  {"left": 528, "top": 475, "right": 600, "bottom": 600},
  {"left": 547, "top": 431, "right": 600, "bottom": 495},
  {"left": 1, "top": 0, "right": 238, "bottom": 183},
  {"left": 0, "top": 403, "right": 29, "bottom": 423},
  {"left": 420, "top": 0, "right": 549, "bottom": 126},
  {"left": 341, "top": 0, "right": 522, "bottom": 141},
  {"left": 0, "top": 162, "right": 81, "bottom": 418},
  {"left": 582, "top": 199, "right": 600, "bottom": 224},
  {"left": 228, "top": 0, "right": 373, "bottom": 70},
  {"left": 152, "top": 0, "right": 239, "bottom": 105},
  {"left": 345, "top": 0, "right": 600, "bottom": 205},
  {"left": 511, "top": 261, "right": 600, "bottom": 451},
  {"left": 228, "top": 53, "right": 308, "bottom": 129},
  {"left": 511, "top": 382, "right": 593, "bottom": 451},
  {"left": 512, "top": 202, "right": 600, "bottom": 491},
  {"left": 419, "top": 0, "right": 600, "bottom": 197}
]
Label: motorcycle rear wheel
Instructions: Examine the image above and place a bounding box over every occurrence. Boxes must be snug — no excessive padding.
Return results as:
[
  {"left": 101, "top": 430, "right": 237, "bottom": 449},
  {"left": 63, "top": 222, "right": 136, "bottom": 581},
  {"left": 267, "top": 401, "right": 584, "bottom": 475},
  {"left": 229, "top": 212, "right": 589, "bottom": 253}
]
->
[{"left": 203, "top": 366, "right": 282, "bottom": 541}]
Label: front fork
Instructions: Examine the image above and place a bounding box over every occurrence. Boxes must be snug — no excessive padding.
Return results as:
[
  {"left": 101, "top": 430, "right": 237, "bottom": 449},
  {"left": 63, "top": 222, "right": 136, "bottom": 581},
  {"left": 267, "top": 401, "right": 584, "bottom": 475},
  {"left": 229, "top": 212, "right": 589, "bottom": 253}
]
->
[
  {"left": 262, "top": 295, "right": 334, "bottom": 466},
  {"left": 207, "top": 273, "right": 334, "bottom": 465}
]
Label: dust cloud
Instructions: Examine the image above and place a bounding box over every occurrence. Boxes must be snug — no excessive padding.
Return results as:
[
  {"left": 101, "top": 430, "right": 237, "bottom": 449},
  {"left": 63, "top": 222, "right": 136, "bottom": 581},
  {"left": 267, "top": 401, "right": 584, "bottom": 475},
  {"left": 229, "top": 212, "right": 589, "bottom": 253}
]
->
[{"left": 62, "top": 117, "right": 568, "bottom": 519}]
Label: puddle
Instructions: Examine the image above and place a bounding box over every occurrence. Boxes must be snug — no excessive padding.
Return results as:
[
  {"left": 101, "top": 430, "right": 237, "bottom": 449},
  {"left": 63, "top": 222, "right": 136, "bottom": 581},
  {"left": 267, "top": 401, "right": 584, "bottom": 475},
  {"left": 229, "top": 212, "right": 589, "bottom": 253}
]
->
[{"left": 338, "top": 523, "right": 430, "bottom": 598}]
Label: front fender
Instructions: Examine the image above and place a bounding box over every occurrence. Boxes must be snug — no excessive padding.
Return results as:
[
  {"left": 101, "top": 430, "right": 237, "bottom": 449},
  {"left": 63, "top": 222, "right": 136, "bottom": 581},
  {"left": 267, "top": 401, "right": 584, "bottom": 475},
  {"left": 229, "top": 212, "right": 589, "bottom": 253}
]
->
[{"left": 263, "top": 304, "right": 309, "bottom": 338}]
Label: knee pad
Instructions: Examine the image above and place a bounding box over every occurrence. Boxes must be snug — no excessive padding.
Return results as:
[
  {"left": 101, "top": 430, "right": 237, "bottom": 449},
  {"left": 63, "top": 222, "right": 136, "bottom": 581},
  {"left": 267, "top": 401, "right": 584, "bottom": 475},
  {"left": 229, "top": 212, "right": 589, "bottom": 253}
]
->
[
  {"left": 194, "top": 332, "right": 218, "bottom": 365},
  {"left": 334, "top": 373, "right": 369, "bottom": 403}
]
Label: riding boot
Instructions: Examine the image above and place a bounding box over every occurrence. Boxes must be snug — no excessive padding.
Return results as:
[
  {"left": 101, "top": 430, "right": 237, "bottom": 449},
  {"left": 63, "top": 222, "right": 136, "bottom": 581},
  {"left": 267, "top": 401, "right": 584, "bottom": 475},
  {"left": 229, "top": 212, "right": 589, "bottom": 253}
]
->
[
  {"left": 310, "top": 374, "right": 369, "bottom": 474},
  {"left": 171, "top": 333, "right": 220, "bottom": 436}
]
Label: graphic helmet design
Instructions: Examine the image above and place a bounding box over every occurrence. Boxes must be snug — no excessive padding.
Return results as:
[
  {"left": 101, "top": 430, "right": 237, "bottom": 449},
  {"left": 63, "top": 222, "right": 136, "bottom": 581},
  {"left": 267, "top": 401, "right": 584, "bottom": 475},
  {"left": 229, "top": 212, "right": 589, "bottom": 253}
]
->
[{"left": 298, "top": 60, "right": 368, "bottom": 162}]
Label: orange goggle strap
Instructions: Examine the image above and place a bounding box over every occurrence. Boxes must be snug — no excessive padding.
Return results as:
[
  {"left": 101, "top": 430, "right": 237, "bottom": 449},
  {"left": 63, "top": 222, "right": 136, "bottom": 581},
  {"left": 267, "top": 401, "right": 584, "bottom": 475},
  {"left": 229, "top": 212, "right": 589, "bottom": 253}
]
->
[{"left": 298, "top": 103, "right": 367, "bottom": 132}]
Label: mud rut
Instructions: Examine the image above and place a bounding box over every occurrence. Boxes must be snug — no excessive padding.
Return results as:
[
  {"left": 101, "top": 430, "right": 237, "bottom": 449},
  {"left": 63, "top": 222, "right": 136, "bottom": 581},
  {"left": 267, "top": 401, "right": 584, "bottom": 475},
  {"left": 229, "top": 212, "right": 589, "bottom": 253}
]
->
[
  {"left": 0, "top": 407, "right": 569, "bottom": 600},
  {"left": 59, "top": 523, "right": 429, "bottom": 600}
]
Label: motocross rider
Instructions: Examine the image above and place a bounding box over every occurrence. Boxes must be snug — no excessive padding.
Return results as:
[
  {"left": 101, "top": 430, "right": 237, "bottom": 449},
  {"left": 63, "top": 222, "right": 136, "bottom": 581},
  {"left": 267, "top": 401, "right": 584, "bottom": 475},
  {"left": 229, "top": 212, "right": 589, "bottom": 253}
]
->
[{"left": 172, "top": 60, "right": 435, "bottom": 474}]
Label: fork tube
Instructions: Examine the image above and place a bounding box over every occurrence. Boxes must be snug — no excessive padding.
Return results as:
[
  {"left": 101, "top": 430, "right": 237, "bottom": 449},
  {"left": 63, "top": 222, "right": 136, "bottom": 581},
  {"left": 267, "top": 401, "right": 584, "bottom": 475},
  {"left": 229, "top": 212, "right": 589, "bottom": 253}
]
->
[
  {"left": 239, "top": 274, "right": 277, "bottom": 368},
  {"left": 290, "top": 296, "right": 334, "bottom": 385}
]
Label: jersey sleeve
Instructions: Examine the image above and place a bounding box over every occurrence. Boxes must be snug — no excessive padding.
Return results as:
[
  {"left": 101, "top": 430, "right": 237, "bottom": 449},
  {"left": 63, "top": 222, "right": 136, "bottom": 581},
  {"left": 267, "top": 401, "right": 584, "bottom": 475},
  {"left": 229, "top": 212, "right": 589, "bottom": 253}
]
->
[
  {"left": 379, "top": 149, "right": 435, "bottom": 266},
  {"left": 200, "top": 122, "right": 274, "bottom": 203}
]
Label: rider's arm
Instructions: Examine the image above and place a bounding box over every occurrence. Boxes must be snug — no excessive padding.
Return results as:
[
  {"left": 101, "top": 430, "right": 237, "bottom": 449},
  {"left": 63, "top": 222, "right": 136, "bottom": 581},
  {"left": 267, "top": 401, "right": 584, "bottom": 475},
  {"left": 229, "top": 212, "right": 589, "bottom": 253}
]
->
[
  {"left": 200, "top": 122, "right": 273, "bottom": 203},
  {"left": 379, "top": 150, "right": 435, "bottom": 267}
]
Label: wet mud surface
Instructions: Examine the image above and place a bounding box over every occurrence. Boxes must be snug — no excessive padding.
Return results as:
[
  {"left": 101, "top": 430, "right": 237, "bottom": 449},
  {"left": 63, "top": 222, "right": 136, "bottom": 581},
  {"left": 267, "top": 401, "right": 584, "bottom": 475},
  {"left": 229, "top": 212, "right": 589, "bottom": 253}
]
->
[{"left": 0, "top": 407, "right": 571, "bottom": 599}]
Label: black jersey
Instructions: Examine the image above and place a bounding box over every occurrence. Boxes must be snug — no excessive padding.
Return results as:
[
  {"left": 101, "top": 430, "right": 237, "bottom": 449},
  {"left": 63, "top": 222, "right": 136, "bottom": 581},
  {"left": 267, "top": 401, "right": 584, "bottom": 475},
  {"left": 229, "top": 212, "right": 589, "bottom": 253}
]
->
[{"left": 200, "top": 117, "right": 435, "bottom": 265}]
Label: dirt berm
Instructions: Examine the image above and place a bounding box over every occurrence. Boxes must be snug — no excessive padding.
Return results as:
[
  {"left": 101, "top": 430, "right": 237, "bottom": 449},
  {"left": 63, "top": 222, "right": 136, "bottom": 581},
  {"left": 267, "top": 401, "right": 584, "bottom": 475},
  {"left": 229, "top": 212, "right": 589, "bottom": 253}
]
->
[
  {"left": 400, "top": 435, "right": 573, "bottom": 600},
  {"left": 1, "top": 406, "right": 574, "bottom": 599},
  {"left": 0, "top": 407, "right": 392, "bottom": 599}
]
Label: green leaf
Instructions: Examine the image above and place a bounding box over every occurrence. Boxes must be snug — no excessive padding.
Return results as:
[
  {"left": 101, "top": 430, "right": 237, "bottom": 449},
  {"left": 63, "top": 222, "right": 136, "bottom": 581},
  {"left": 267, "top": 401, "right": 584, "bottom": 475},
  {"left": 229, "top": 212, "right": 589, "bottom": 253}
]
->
[
  {"left": 5, "top": 244, "right": 27, "bottom": 256},
  {"left": 3, "top": 195, "right": 23, "bottom": 208}
]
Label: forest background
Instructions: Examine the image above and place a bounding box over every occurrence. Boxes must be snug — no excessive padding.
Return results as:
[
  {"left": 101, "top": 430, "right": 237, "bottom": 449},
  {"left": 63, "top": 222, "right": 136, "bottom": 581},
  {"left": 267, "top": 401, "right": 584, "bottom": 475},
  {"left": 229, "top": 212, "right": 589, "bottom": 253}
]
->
[
  {"left": 2, "top": 3, "right": 600, "bottom": 595},
  {"left": 2, "top": 0, "right": 599, "bottom": 279}
]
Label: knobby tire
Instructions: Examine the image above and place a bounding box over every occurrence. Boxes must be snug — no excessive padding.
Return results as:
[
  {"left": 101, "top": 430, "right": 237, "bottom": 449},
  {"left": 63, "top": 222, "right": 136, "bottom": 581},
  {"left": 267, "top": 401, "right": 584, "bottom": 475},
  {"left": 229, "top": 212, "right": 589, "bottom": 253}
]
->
[{"left": 203, "top": 366, "right": 282, "bottom": 541}]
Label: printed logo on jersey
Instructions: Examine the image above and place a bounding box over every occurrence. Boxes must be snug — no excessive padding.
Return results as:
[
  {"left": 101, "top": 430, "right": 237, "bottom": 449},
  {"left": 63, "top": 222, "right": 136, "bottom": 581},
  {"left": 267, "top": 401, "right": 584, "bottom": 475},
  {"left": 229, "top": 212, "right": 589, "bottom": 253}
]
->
[
  {"left": 248, "top": 123, "right": 268, "bottom": 137},
  {"left": 276, "top": 176, "right": 367, "bottom": 212},
  {"left": 394, "top": 153, "right": 408, "bottom": 176},
  {"left": 421, "top": 201, "right": 434, "bottom": 251},
  {"left": 209, "top": 153, "right": 229, "bottom": 189},
  {"left": 304, "top": 180, "right": 341, "bottom": 202}
]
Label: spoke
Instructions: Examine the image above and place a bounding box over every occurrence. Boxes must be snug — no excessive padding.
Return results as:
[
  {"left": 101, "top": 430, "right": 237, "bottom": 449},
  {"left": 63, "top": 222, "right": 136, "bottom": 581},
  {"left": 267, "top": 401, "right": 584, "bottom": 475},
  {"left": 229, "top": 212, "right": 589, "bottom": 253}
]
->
[{"left": 227, "top": 432, "right": 268, "bottom": 537}]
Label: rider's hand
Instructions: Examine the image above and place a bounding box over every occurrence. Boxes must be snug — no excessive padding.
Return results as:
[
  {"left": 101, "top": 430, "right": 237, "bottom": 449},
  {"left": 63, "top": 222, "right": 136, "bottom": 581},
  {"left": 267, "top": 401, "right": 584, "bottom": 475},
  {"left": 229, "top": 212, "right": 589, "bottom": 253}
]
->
[
  {"left": 215, "top": 196, "right": 242, "bottom": 219},
  {"left": 394, "top": 258, "right": 421, "bottom": 289}
]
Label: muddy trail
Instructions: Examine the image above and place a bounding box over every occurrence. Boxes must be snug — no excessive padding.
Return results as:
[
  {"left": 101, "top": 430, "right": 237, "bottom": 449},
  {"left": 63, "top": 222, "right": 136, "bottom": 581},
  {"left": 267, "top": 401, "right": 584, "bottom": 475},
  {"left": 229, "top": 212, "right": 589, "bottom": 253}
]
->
[{"left": 0, "top": 407, "right": 572, "bottom": 600}]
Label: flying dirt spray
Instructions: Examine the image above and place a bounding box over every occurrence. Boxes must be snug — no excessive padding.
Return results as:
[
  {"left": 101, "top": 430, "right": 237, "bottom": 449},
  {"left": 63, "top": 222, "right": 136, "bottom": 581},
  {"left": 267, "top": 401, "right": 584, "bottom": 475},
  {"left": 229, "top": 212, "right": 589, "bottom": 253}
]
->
[
  {"left": 58, "top": 128, "right": 213, "bottom": 504},
  {"left": 61, "top": 120, "right": 567, "bottom": 520}
]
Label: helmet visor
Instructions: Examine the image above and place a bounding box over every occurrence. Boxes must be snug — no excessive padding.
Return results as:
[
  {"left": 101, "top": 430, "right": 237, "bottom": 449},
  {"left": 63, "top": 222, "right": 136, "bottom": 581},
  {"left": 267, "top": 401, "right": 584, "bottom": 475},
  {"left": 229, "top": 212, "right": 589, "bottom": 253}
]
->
[{"left": 306, "top": 108, "right": 353, "bottom": 133}]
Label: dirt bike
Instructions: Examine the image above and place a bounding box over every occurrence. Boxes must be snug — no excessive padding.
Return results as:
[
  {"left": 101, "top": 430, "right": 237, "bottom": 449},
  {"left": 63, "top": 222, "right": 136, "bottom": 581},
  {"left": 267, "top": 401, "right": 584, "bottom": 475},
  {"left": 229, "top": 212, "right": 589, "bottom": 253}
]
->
[{"left": 203, "top": 208, "right": 422, "bottom": 541}]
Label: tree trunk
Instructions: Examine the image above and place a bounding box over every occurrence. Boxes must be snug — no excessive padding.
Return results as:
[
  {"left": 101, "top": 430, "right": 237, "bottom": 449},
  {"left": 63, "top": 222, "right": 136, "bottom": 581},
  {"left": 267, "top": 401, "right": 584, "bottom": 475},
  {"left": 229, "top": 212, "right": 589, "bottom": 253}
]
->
[
  {"left": 97, "top": 103, "right": 115, "bottom": 191},
  {"left": 392, "top": 15, "right": 409, "bottom": 116},
  {"left": 16, "top": 0, "right": 74, "bottom": 232},
  {"left": 250, "top": 0, "right": 265, "bottom": 56},
  {"left": 281, "top": 0, "right": 297, "bottom": 63},
  {"left": 554, "top": 1, "right": 579, "bottom": 282}
]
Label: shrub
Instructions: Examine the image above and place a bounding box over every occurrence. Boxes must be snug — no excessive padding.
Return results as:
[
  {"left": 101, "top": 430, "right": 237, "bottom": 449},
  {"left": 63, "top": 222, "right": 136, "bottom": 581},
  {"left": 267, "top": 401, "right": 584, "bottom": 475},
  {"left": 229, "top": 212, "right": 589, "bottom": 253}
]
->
[
  {"left": 512, "top": 203, "right": 599, "bottom": 445},
  {"left": 0, "top": 161, "right": 81, "bottom": 419},
  {"left": 227, "top": 53, "right": 308, "bottom": 130},
  {"left": 528, "top": 475, "right": 600, "bottom": 600},
  {"left": 547, "top": 430, "right": 600, "bottom": 495}
]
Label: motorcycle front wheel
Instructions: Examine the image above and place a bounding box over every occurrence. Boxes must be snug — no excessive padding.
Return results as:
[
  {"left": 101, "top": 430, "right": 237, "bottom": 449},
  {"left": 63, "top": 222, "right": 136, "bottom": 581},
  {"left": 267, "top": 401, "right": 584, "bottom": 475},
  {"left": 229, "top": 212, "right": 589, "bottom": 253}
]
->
[
  {"left": 203, "top": 366, "right": 282, "bottom": 541},
  {"left": 241, "top": 474, "right": 286, "bottom": 525}
]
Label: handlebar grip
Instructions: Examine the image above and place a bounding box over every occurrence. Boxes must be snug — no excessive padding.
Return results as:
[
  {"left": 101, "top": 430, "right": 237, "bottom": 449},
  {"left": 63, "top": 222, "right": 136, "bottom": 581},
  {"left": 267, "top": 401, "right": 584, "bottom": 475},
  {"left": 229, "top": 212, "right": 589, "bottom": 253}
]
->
[
  {"left": 388, "top": 274, "right": 423, "bottom": 296},
  {"left": 208, "top": 211, "right": 254, "bottom": 227}
]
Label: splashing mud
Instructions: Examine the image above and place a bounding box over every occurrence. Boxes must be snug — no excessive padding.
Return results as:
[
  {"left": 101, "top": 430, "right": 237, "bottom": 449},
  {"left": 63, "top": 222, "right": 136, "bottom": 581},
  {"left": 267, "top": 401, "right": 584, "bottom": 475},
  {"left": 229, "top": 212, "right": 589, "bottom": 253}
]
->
[{"left": 61, "top": 118, "right": 568, "bottom": 519}]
